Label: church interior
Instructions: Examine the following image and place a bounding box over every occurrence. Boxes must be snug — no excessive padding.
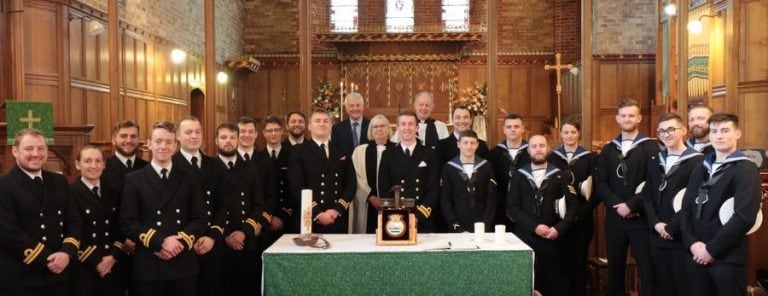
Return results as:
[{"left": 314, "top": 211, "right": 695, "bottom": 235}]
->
[{"left": 1, "top": 0, "right": 767, "bottom": 294}]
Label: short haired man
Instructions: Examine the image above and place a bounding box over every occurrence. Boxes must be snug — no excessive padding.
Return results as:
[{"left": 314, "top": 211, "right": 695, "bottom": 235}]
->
[
  {"left": 256, "top": 115, "right": 295, "bottom": 237},
  {"left": 435, "top": 105, "right": 490, "bottom": 164},
  {"left": 643, "top": 113, "right": 704, "bottom": 295},
  {"left": 507, "top": 135, "right": 577, "bottom": 296},
  {"left": 488, "top": 113, "right": 530, "bottom": 229},
  {"left": 440, "top": 130, "right": 497, "bottom": 233},
  {"left": 332, "top": 93, "right": 370, "bottom": 156},
  {"left": 379, "top": 111, "right": 441, "bottom": 232},
  {"left": 595, "top": 98, "right": 657, "bottom": 296},
  {"left": 172, "top": 116, "right": 227, "bottom": 296},
  {"left": 392, "top": 92, "right": 450, "bottom": 148},
  {"left": 288, "top": 109, "right": 357, "bottom": 233},
  {"left": 687, "top": 105, "right": 715, "bottom": 154},
  {"left": 103, "top": 120, "right": 149, "bottom": 194},
  {"left": 0, "top": 129, "right": 81, "bottom": 295},
  {"left": 237, "top": 116, "right": 258, "bottom": 163},
  {"left": 120, "top": 121, "right": 206, "bottom": 295},
  {"left": 285, "top": 111, "right": 307, "bottom": 146},
  {"left": 680, "top": 113, "right": 761, "bottom": 296}
]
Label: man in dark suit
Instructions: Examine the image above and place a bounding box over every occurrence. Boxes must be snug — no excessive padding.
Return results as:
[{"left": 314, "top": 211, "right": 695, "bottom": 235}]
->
[
  {"left": 237, "top": 116, "right": 258, "bottom": 164},
  {"left": 256, "top": 115, "right": 294, "bottom": 238},
  {"left": 379, "top": 111, "right": 441, "bottom": 233},
  {"left": 100, "top": 120, "right": 147, "bottom": 293},
  {"left": 332, "top": 92, "right": 370, "bottom": 156},
  {"left": 680, "top": 113, "right": 762, "bottom": 296},
  {"left": 288, "top": 109, "right": 357, "bottom": 234},
  {"left": 70, "top": 145, "right": 124, "bottom": 296},
  {"left": 172, "top": 116, "right": 227, "bottom": 296},
  {"left": 392, "top": 92, "right": 449, "bottom": 148},
  {"left": 284, "top": 111, "right": 307, "bottom": 146},
  {"left": 435, "top": 105, "right": 490, "bottom": 164},
  {"left": 214, "top": 122, "right": 266, "bottom": 295},
  {"left": 686, "top": 105, "right": 715, "bottom": 155},
  {"left": 595, "top": 98, "right": 658, "bottom": 296},
  {"left": 0, "top": 128, "right": 81, "bottom": 296},
  {"left": 120, "top": 121, "right": 207, "bottom": 296},
  {"left": 488, "top": 113, "right": 530, "bottom": 229}
]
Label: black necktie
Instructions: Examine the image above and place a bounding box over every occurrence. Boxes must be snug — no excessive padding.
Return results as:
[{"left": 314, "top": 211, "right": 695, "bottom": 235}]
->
[
  {"left": 126, "top": 159, "right": 133, "bottom": 169},
  {"left": 271, "top": 149, "right": 277, "bottom": 160},
  {"left": 320, "top": 143, "right": 328, "bottom": 159},
  {"left": 244, "top": 153, "right": 250, "bottom": 162},
  {"left": 160, "top": 168, "right": 168, "bottom": 182},
  {"left": 405, "top": 148, "right": 411, "bottom": 157},
  {"left": 228, "top": 161, "right": 234, "bottom": 170},
  {"left": 92, "top": 186, "right": 100, "bottom": 197},
  {"left": 32, "top": 176, "right": 43, "bottom": 186},
  {"left": 191, "top": 156, "right": 199, "bottom": 169}
]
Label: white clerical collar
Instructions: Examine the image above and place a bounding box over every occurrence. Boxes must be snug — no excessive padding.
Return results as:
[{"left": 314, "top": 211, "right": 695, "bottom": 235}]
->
[
  {"left": 179, "top": 149, "right": 201, "bottom": 164},
  {"left": 150, "top": 161, "right": 172, "bottom": 178},
  {"left": 114, "top": 152, "right": 136, "bottom": 168}
]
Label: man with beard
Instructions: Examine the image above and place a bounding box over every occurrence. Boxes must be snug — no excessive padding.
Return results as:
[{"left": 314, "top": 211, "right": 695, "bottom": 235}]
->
[
  {"left": 0, "top": 129, "right": 81, "bottom": 296},
  {"left": 284, "top": 111, "right": 307, "bottom": 146},
  {"left": 288, "top": 109, "right": 357, "bottom": 233},
  {"left": 256, "top": 116, "right": 295, "bottom": 238},
  {"left": 595, "top": 98, "right": 657, "bottom": 296},
  {"left": 488, "top": 113, "right": 530, "bottom": 229},
  {"left": 642, "top": 113, "right": 704, "bottom": 296},
  {"left": 101, "top": 120, "right": 147, "bottom": 294},
  {"left": 507, "top": 135, "right": 576, "bottom": 296},
  {"left": 680, "top": 113, "right": 761, "bottom": 296},
  {"left": 332, "top": 93, "right": 370, "bottom": 156},
  {"left": 214, "top": 122, "right": 266, "bottom": 295},
  {"left": 237, "top": 116, "right": 258, "bottom": 164},
  {"left": 120, "top": 121, "right": 206, "bottom": 296},
  {"left": 172, "top": 116, "right": 227, "bottom": 296},
  {"left": 435, "top": 105, "right": 490, "bottom": 164},
  {"left": 687, "top": 105, "right": 715, "bottom": 154},
  {"left": 392, "top": 92, "right": 450, "bottom": 149},
  {"left": 379, "top": 111, "right": 441, "bottom": 232}
]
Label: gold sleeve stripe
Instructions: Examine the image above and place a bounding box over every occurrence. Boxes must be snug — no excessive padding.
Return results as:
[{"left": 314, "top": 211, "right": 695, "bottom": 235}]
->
[
  {"left": 112, "top": 241, "right": 124, "bottom": 250},
  {"left": 23, "top": 243, "right": 45, "bottom": 265},
  {"left": 417, "top": 205, "right": 432, "bottom": 219},
  {"left": 336, "top": 199, "right": 350, "bottom": 210},
  {"left": 244, "top": 218, "right": 262, "bottom": 236},
  {"left": 490, "top": 179, "right": 497, "bottom": 186},
  {"left": 63, "top": 237, "right": 80, "bottom": 249},
  {"left": 311, "top": 201, "right": 318, "bottom": 208},
  {"left": 139, "top": 228, "right": 157, "bottom": 248},
  {"left": 210, "top": 225, "right": 224, "bottom": 235},
  {"left": 177, "top": 232, "right": 195, "bottom": 250},
  {"left": 262, "top": 212, "right": 273, "bottom": 223},
  {"left": 78, "top": 246, "right": 97, "bottom": 262},
  {"left": 282, "top": 207, "right": 294, "bottom": 216}
]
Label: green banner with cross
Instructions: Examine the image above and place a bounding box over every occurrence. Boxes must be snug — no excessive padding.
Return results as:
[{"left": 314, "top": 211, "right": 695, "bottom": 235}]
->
[{"left": 5, "top": 101, "right": 54, "bottom": 145}]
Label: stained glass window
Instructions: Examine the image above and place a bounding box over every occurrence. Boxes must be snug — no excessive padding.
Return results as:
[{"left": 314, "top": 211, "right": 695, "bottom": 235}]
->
[
  {"left": 442, "top": 0, "right": 470, "bottom": 32},
  {"left": 330, "top": 0, "right": 358, "bottom": 32},
  {"left": 386, "top": 0, "right": 414, "bottom": 32}
]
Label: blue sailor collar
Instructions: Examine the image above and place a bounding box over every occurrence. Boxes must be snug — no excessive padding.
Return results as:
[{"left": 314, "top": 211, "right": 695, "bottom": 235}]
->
[
  {"left": 553, "top": 145, "right": 591, "bottom": 163},
  {"left": 611, "top": 133, "right": 653, "bottom": 156},
  {"left": 447, "top": 156, "right": 489, "bottom": 172},
  {"left": 659, "top": 146, "right": 703, "bottom": 167},
  {"left": 517, "top": 163, "right": 561, "bottom": 183},
  {"left": 497, "top": 140, "right": 528, "bottom": 151},
  {"left": 686, "top": 138, "right": 712, "bottom": 150},
  {"left": 703, "top": 150, "right": 751, "bottom": 174}
]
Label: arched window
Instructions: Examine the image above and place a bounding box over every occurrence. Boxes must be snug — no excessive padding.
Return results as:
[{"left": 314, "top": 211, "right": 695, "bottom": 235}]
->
[
  {"left": 386, "top": 0, "right": 414, "bottom": 32},
  {"left": 442, "top": 0, "right": 470, "bottom": 32},
  {"left": 330, "top": 0, "right": 358, "bottom": 32}
]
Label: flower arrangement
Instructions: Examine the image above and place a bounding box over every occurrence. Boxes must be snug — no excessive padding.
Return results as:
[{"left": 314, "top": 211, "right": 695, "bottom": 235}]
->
[
  {"left": 312, "top": 78, "right": 341, "bottom": 120},
  {"left": 453, "top": 81, "right": 487, "bottom": 116}
]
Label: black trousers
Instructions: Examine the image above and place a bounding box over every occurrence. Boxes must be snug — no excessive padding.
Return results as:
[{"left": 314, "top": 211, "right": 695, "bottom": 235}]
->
[
  {"left": 135, "top": 276, "right": 196, "bottom": 296},
  {"left": 605, "top": 227, "right": 654, "bottom": 296},
  {"left": 687, "top": 260, "right": 746, "bottom": 296},
  {"left": 196, "top": 244, "right": 224, "bottom": 296},
  {"left": 565, "top": 215, "right": 594, "bottom": 296},
  {"left": 68, "top": 260, "right": 125, "bottom": 296},
  {"left": 1, "top": 281, "right": 67, "bottom": 296},
  {"left": 222, "top": 246, "right": 261, "bottom": 296},
  {"left": 531, "top": 238, "right": 568, "bottom": 296},
  {"left": 651, "top": 246, "right": 689, "bottom": 296}
]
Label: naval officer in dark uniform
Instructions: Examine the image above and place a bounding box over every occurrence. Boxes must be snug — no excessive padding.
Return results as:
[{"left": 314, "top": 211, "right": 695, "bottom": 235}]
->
[{"left": 0, "top": 128, "right": 81, "bottom": 296}]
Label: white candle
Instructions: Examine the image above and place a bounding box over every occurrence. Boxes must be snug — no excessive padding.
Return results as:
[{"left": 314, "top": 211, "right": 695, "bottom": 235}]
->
[
  {"left": 494, "top": 224, "right": 506, "bottom": 244},
  {"left": 300, "top": 189, "right": 313, "bottom": 235},
  {"left": 474, "top": 222, "right": 485, "bottom": 242}
]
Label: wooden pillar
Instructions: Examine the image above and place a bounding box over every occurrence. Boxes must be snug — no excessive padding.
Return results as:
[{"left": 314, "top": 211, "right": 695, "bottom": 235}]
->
[
  {"left": 581, "top": 0, "right": 594, "bottom": 149},
  {"left": 724, "top": 0, "right": 739, "bottom": 114},
  {"left": 204, "top": 0, "right": 216, "bottom": 151},
  {"left": 677, "top": 0, "right": 689, "bottom": 116},
  {"left": 485, "top": 0, "right": 498, "bottom": 143},
  {"left": 9, "top": 0, "right": 25, "bottom": 99},
  {"left": 298, "top": 0, "right": 312, "bottom": 114},
  {"left": 108, "top": 0, "right": 120, "bottom": 119}
]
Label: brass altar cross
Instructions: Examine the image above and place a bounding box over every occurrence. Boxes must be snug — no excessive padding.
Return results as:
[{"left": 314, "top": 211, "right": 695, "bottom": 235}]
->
[
  {"left": 544, "top": 53, "right": 573, "bottom": 129},
  {"left": 19, "top": 109, "right": 42, "bottom": 129}
]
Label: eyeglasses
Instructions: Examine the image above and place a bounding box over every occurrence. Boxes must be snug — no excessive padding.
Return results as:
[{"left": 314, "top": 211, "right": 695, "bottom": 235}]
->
[
  {"left": 656, "top": 127, "right": 682, "bottom": 136},
  {"left": 263, "top": 128, "right": 282, "bottom": 134}
]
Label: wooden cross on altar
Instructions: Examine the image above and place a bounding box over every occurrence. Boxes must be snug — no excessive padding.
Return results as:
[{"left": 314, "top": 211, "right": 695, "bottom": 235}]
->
[
  {"left": 20, "top": 109, "right": 42, "bottom": 129},
  {"left": 544, "top": 53, "right": 573, "bottom": 129}
]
